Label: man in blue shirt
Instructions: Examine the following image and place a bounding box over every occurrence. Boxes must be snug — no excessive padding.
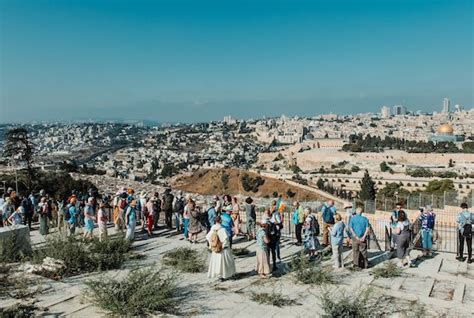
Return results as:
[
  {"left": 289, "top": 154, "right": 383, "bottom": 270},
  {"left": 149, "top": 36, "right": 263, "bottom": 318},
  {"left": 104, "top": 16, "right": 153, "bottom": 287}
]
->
[{"left": 349, "top": 207, "right": 370, "bottom": 269}]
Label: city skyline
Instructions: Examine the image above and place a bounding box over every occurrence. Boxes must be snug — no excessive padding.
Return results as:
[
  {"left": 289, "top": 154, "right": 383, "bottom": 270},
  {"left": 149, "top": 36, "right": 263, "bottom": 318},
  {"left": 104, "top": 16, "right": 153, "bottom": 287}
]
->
[{"left": 1, "top": 0, "right": 473, "bottom": 123}]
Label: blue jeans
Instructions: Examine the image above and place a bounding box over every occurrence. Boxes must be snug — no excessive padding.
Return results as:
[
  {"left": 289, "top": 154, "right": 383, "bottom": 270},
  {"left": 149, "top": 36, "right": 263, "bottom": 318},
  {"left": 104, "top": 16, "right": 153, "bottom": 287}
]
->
[
  {"left": 183, "top": 218, "right": 189, "bottom": 239},
  {"left": 422, "top": 229, "right": 433, "bottom": 249}
]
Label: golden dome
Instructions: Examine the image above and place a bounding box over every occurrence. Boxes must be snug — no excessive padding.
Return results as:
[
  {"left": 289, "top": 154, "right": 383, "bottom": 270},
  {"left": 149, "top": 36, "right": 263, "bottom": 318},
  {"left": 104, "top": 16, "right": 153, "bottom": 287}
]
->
[{"left": 438, "top": 124, "right": 454, "bottom": 135}]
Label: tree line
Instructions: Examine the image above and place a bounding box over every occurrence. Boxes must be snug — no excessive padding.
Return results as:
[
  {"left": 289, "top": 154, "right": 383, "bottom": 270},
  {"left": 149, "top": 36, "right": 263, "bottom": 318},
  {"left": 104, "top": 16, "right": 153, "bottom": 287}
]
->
[{"left": 342, "top": 134, "right": 474, "bottom": 153}]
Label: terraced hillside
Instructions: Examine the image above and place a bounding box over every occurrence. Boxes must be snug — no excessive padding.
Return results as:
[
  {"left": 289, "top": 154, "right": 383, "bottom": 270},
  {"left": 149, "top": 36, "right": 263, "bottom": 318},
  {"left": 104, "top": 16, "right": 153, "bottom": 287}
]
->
[{"left": 172, "top": 168, "right": 325, "bottom": 201}]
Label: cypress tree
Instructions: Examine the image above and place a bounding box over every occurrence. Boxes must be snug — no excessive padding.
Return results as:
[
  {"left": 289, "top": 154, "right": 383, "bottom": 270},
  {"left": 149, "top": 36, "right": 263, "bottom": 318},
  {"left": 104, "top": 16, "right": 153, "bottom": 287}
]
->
[{"left": 359, "top": 170, "right": 376, "bottom": 201}]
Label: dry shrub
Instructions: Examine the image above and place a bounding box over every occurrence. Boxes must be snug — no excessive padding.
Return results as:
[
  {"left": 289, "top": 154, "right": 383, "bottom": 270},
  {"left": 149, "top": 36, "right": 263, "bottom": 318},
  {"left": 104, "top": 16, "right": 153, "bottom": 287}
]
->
[{"left": 84, "top": 267, "right": 179, "bottom": 316}]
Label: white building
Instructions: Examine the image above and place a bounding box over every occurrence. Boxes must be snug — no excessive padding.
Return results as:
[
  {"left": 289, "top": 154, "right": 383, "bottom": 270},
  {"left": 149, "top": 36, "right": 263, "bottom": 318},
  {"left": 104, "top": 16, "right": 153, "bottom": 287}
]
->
[
  {"left": 442, "top": 98, "right": 450, "bottom": 113},
  {"left": 380, "top": 106, "right": 391, "bottom": 118}
]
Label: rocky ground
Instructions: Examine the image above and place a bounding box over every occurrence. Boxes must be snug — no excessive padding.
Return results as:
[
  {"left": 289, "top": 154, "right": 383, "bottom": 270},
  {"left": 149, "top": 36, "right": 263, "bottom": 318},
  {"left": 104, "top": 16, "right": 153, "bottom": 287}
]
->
[{"left": 2, "top": 223, "right": 474, "bottom": 317}]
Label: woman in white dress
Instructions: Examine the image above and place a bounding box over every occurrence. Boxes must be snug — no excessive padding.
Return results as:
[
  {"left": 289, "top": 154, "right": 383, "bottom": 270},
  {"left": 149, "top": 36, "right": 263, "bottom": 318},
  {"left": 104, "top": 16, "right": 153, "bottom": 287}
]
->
[{"left": 206, "top": 215, "right": 236, "bottom": 280}]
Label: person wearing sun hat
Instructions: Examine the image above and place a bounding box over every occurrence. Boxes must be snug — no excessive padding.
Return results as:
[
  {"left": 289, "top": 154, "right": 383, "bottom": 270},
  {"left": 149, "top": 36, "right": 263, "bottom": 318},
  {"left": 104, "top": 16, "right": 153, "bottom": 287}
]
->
[
  {"left": 83, "top": 197, "right": 96, "bottom": 240},
  {"left": 125, "top": 199, "right": 138, "bottom": 241},
  {"left": 256, "top": 218, "right": 271, "bottom": 278}
]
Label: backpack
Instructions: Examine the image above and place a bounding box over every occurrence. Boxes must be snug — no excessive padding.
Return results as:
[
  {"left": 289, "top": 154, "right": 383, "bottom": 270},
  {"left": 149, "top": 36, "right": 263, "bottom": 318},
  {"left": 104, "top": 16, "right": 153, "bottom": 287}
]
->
[
  {"left": 164, "top": 194, "right": 174, "bottom": 211},
  {"left": 155, "top": 198, "right": 162, "bottom": 212},
  {"left": 312, "top": 216, "right": 320, "bottom": 236},
  {"left": 463, "top": 214, "right": 473, "bottom": 238},
  {"left": 119, "top": 198, "right": 127, "bottom": 210},
  {"left": 292, "top": 210, "right": 299, "bottom": 225},
  {"left": 174, "top": 198, "right": 185, "bottom": 214},
  {"left": 322, "top": 205, "right": 335, "bottom": 224},
  {"left": 64, "top": 204, "right": 71, "bottom": 221},
  {"left": 210, "top": 229, "right": 223, "bottom": 253},
  {"left": 426, "top": 213, "right": 435, "bottom": 230},
  {"left": 250, "top": 205, "right": 256, "bottom": 220}
]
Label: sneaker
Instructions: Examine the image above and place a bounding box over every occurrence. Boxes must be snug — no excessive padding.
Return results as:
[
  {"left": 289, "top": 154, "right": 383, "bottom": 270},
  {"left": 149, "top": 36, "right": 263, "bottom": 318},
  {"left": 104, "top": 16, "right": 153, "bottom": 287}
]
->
[
  {"left": 456, "top": 256, "right": 465, "bottom": 262},
  {"left": 467, "top": 259, "right": 472, "bottom": 264}
]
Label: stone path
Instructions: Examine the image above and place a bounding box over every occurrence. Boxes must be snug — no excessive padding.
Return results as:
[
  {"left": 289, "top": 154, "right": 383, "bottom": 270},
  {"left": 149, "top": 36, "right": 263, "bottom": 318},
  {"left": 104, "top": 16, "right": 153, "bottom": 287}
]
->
[{"left": 7, "top": 224, "right": 474, "bottom": 317}]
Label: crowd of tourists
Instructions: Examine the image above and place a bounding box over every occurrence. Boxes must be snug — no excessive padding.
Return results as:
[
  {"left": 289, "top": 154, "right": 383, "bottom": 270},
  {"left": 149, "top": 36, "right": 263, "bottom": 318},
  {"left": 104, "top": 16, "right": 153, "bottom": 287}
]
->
[{"left": 0, "top": 186, "right": 473, "bottom": 281}]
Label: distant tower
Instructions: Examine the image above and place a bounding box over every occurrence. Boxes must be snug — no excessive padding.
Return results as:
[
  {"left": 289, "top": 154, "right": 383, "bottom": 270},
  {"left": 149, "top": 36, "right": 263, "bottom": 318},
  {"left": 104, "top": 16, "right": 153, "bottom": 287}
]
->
[
  {"left": 380, "top": 106, "right": 391, "bottom": 118},
  {"left": 454, "top": 104, "right": 462, "bottom": 112},
  {"left": 393, "top": 105, "right": 406, "bottom": 116},
  {"left": 442, "top": 98, "right": 450, "bottom": 113}
]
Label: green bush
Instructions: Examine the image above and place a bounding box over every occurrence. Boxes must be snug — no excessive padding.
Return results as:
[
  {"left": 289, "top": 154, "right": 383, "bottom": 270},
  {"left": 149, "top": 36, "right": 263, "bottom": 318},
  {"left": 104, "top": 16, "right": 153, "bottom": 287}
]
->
[
  {"left": 32, "top": 234, "right": 132, "bottom": 277},
  {"left": 162, "top": 247, "right": 206, "bottom": 273},
  {"left": 89, "top": 236, "right": 131, "bottom": 271},
  {"left": 372, "top": 261, "right": 402, "bottom": 279},
  {"left": 291, "top": 252, "right": 333, "bottom": 285},
  {"left": 0, "top": 303, "right": 38, "bottom": 318},
  {"left": 84, "top": 267, "right": 179, "bottom": 316},
  {"left": 319, "top": 288, "right": 377, "bottom": 317}
]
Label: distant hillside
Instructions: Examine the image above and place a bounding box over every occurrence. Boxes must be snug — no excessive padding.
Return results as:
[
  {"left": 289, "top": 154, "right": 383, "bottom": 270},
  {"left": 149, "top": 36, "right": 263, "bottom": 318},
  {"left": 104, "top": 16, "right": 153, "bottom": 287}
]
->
[{"left": 172, "top": 168, "right": 325, "bottom": 201}]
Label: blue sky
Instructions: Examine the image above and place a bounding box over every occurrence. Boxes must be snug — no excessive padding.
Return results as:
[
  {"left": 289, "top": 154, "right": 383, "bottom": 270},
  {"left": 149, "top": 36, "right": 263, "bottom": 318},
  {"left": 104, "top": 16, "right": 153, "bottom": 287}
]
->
[{"left": 0, "top": 0, "right": 472, "bottom": 123}]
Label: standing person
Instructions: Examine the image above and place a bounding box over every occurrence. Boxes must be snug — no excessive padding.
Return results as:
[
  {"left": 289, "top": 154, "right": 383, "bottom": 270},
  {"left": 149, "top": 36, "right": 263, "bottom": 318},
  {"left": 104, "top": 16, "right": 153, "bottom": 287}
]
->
[
  {"left": 207, "top": 200, "right": 217, "bottom": 228},
  {"left": 125, "top": 200, "right": 138, "bottom": 241},
  {"left": 303, "top": 208, "right": 320, "bottom": 258},
  {"left": 2, "top": 198, "right": 15, "bottom": 227},
  {"left": 173, "top": 192, "right": 185, "bottom": 232},
  {"left": 22, "top": 197, "right": 33, "bottom": 230},
  {"left": 418, "top": 205, "right": 436, "bottom": 257},
  {"left": 214, "top": 195, "right": 222, "bottom": 214},
  {"left": 231, "top": 196, "right": 243, "bottom": 239},
  {"left": 67, "top": 197, "right": 79, "bottom": 236},
  {"left": 270, "top": 204, "right": 283, "bottom": 263},
  {"left": 256, "top": 220, "right": 271, "bottom": 278},
  {"left": 330, "top": 213, "right": 345, "bottom": 269},
  {"left": 8, "top": 205, "right": 23, "bottom": 226},
  {"left": 245, "top": 197, "right": 256, "bottom": 241},
  {"left": 152, "top": 192, "right": 162, "bottom": 229},
  {"left": 292, "top": 201, "right": 304, "bottom": 246},
  {"left": 146, "top": 197, "right": 157, "bottom": 233},
  {"left": 38, "top": 197, "right": 50, "bottom": 236},
  {"left": 139, "top": 192, "right": 148, "bottom": 230},
  {"left": 57, "top": 198, "right": 66, "bottom": 234},
  {"left": 188, "top": 201, "right": 202, "bottom": 244},
  {"left": 162, "top": 189, "right": 174, "bottom": 228},
  {"left": 390, "top": 203, "right": 404, "bottom": 251},
  {"left": 182, "top": 196, "right": 192, "bottom": 240},
  {"left": 349, "top": 208, "right": 370, "bottom": 269},
  {"left": 267, "top": 216, "right": 280, "bottom": 271},
  {"left": 97, "top": 202, "right": 108, "bottom": 242},
  {"left": 394, "top": 210, "right": 413, "bottom": 267},
  {"left": 321, "top": 200, "right": 336, "bottom": 246},
  {"left": 456, "top": 203, "right": 473, "bottom": 263},
  {"left": 344, "top": 203, "right": 354, "bottom": 247},
  {"left": 83, "top": 198, "right": 96, "bottom": 240},
  {"left": 220, "top": 208, "right": 234, "bottom": 248},
  {"left": 206, "top": 215, "right": 236, "bottom": 280},
  {"left": 113, "top": 191, "right": 124, "bottom": 230}
]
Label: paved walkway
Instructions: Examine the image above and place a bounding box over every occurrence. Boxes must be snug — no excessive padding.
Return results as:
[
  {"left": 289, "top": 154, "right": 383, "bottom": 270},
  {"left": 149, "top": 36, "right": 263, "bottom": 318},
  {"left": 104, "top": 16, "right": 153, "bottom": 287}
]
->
[{"left": 7, "top": 224, "right": 474, "bottom": 317}]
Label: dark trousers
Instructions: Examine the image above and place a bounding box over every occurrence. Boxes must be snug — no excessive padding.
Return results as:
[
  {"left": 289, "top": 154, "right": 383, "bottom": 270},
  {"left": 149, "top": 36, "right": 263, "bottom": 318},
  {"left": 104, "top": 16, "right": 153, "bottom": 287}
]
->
[
  {"left": 165, "top": 210, "right": 172, "bottom": 228},
  {"left": 269, "top": 241, "right": 277, "bottom": 270},
  {"left": 458, "top": 231, "right": 472, "bottom": 260},
  {"left": 295, "top": 223, "right": 303, "bottom": 243},
  {"left": 153, "top": 211, "right": 160, "bottom": 229},
  {"left": 24, "top": 213, "right": 33, "bottom": 230},
  {"left": 352, "top": 239, "right": 369, "bottom": 268}
]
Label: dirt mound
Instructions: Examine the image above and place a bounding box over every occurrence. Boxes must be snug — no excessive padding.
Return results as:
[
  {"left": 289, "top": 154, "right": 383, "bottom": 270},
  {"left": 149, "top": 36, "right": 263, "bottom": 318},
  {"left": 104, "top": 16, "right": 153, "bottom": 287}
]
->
[{"left": 172, "top": 168, "right": 325, "bottom": 201}]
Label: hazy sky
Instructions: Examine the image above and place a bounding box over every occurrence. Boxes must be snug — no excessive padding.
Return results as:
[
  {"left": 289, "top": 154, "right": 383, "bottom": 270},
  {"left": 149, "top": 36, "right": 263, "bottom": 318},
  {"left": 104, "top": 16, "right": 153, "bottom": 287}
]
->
[{"left": 1, "top": 0, "right": 472, "bottom": 123}]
